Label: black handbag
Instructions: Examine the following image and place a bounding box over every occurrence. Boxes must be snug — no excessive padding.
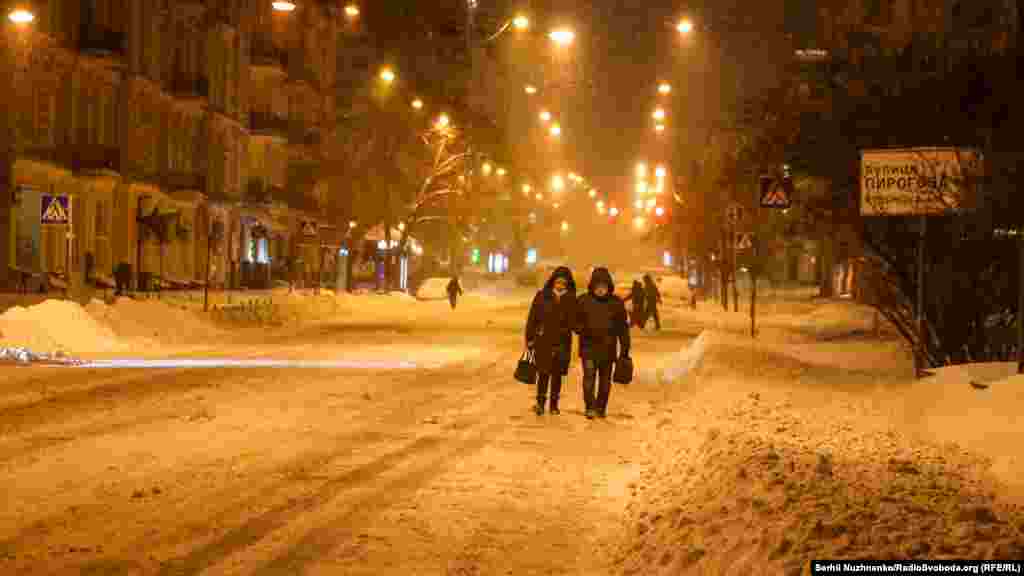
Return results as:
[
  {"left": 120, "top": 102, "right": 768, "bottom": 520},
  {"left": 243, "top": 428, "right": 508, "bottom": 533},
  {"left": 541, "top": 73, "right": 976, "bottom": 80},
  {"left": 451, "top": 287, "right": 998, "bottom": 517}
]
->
[
  {"left": 515, "top": 349, "right": 538, "bottom": 385},
  {"left": 613, "top": 354, "right": 634, "bottom": 385}
]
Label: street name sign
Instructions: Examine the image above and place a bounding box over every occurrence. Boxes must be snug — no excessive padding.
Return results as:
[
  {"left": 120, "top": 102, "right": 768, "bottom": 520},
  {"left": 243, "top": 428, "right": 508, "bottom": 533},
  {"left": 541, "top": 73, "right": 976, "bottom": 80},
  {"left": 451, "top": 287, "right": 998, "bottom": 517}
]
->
[{"left": 860, "top": 147, "right": 981, "bottom": 216}]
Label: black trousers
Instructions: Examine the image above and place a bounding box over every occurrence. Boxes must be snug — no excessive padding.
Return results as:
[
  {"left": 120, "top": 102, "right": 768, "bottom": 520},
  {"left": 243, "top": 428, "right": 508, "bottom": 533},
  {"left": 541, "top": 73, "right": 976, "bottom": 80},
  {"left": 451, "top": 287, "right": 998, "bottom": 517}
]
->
[
  {"left": 645, "top": 305, "right": 661, "bottom": 330},
  {"left": 536, "top": 372, "right": 563, "bottom": 405},
  {"left": 582, "top": 359, "right": 613, "bottom": 413}
]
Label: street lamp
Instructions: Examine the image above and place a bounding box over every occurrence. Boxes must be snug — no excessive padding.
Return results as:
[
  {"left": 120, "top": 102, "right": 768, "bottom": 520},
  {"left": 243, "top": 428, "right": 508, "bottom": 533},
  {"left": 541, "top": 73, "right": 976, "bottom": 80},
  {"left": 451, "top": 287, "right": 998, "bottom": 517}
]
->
[
  {"left": 379, "top": 67, "right": 396, "bottom": 84},
  {"left": 496, "top": 167, "right": 506, "bottom": 177},
  {"left": 653, "top": 108, "right": 666, "bottom": 121},
  {"left": 524, "top": 84, "right": 537, "bottom": 94},
  {"left": 677, "top": 18, "right": 693, "bottom": 34},
  {"left": 7, "top": 7, "right": 34, "bottom": 23},
  {"left": 349, "top": 220, "right": 357, "bottom": 229},
  {"left": 482, "top": 162, "right": 492, "bottom": 176},
  {"left": 596, "top": 200, "right": 605, "bottom": 209},
  {"left": 658, "top": 82, "right": 671, "bottom": 95},
  {"left": 549, "top": 28, "right": 575, "bottom": 46},
  {"left": 635, "top": 199, "right": 644, "bottom": 209},
  {"left": 513, "top": 14, "right": 530, "bottom": 30},
  {"left": 636, "top": 181, "right": 648, "bottom": 194},
  {"left": 634, "top": 216, "right": 646, "bottom": 229},
  {"left": 535, "top": 193, "right": 543, "bottom": 201},
  {"left": 655, "top": 206, "right": 665, "bottom": 217},
  {"left": 655, "top": 165, "right": 667, "bottom": 178},
  {"left": 344, "top": 4, "right": 360, "bottom": 17},
  {"left": 655, "top": 124, "right": 666, "bottom": 133},
  {"left": 588, "top": 189, "right": 597, "bottom": 198},
  {"left": 539, "top": 110, "right": 552, "bottom": 123},
  {"left": 522, "top": 183, "right": 532, "bottom": 194},
  {"left": 609, "top": 207, "right": 620, "bottom": 217},
  {"left": 435, "top": 113, "right": 450, "bottom": 130},
  {"left": 561, "top": 221, "right": 569, "bottom": 232},
  {"left": 411, "top": 98, "right": 424, "bottom": 110},
  {"left": 551, "top": 174, "right": 564, "bottom": 191},
  {"left": 636, "top": 162, "right": 647, "bottom": 178},
  {"left": 272, "top": 1, "right": 296, "bottom": 12},
  {"left": 549, "top": 123, "right": 561, "bottom": 137}
]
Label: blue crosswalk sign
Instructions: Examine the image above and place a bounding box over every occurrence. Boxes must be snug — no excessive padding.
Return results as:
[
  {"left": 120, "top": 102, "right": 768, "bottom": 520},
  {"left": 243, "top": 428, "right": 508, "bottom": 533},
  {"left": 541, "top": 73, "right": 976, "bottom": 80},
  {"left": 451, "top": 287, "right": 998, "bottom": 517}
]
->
[{"left": 41, "top": 194, "right": 70, "bottom": 225}]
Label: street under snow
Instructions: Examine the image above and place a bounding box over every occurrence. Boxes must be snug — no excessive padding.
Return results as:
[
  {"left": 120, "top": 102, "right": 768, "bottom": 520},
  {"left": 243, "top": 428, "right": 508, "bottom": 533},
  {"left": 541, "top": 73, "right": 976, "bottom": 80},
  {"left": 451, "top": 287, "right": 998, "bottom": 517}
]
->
[{"left": 1, "top": 285, "right": 1022, "bottom": 575}]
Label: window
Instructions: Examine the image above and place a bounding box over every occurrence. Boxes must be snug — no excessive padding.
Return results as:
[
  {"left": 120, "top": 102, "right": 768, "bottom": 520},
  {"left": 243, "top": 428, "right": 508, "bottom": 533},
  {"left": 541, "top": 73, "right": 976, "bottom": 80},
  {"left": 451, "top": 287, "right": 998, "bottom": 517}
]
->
[{"left": 94, "top": 200, "right": 110, "bottom": 274}]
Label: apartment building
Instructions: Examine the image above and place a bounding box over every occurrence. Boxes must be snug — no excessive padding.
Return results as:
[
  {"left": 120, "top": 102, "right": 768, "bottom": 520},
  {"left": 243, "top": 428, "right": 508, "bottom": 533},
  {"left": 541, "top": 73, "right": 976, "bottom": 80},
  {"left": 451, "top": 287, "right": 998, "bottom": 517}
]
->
[{"left": 1, "top": 0, "right": 341, "bottom": 293}]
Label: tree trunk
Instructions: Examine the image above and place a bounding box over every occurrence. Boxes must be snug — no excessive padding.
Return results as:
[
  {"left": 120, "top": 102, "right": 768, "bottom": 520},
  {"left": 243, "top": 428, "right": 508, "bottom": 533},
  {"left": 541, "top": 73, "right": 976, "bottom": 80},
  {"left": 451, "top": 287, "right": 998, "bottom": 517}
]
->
[
  {"left": 819, "top": 231, "right": 835, "bottom": 298},
  {"left": 384, "top": 220, "right": 392, "bottom": 291}
]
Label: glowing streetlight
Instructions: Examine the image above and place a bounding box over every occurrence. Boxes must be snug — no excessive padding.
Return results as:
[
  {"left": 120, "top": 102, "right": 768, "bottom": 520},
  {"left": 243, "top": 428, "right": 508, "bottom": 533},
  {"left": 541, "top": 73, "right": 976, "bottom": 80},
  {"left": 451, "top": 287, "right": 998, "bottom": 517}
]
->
[
  {"left": 411, "top": 98, "right": 424, "bottom": 110},
  {"left": 379, "top": 67, "right": 396, "bottom": 84},
  {"left": 634, "top": 216, "right": 646, "bottom": 229},
  {"left": 398, "top": 222, "right": 405, "bottom": 231},
  {"left": 349, "top": 220, "right": 357, "bottom": 229},
  {"left": 561, "top": 220, "right": 570, "bottom": 232},
  {"left": 655, "top": 206, "right": 666, "bottom": 217},
  {"left": 496, "top": 167, "right": 506, "bottom": 177},
  {"left": 8, "top": 8, "right": 34, "bottom": 23},
  {"left": 677, "top": 19, "right": 693, "bottom": 34},
  {"left": 568, "top": 172, "right": 578, "bottom": 181},
  {"left": 482, "top": 162, "right": 493, "bottom": 176},
  {"left": 524, "top": 84, "right": 537, "bottom": 94},
  {"left": 513, "top": 14, "right": 530, "bottom": 30},
  {"left": 535, "top": 193, "right": 543, "bottom": 201},
  {"left": 636, "top": 162, "right": 647, "bottom": 178},
  {"left": 549, "top": 28, "right": 575, "bottom": 46},
  {"left": 435, "top": 113, "right": 451, "bottom": 130},
  {"left": 596, "top": 200, "right": 605, "bottom": 209},
  {"left": 344, "top": 4, "right": 360, "bottom": 17},
  {"left": 588, "top": 189, "right": 597, "bottom": 198},
  {"left": 658, "top": 82, "right": 671, "bottom": 95},
  {"left": 609, "top": 207, "right": 620, "bottom": 217},
  {"left": 655, "top": 165, "right": 667, "bottom": 179},
  {"left": 597, "top": 204, "right": 606, "bottom": 215},
  {"left": 522, "top": 183, "right": 532, "bottom": 194},
  {"left": 551, "top": 174, "right": 565, "bottom": 191},
  {"left": 655, "top": 124, "right": 666, "bottom": 133},
  {"left": 635, "top": 199, "right": 644, "bottom": 209},
  {"left": 636, "top": 181, "right": 648, "bottom": 194},
  {"left": 646, "top": 198, "right": 657, "bottom": 208},
  {"left": 549, "top": 123, "right": 561, "bottom": 137},
  {"left": 272, "top": 1, "right": 296, "bottom": 11},
  {"left": 539, "top": 110, "right": 552, "bottom": 123},
  {"left": 553, "top": 202, "right": 560, "bottom": 209},
  {"left": 653, "top": 108, "right": 666, "bottom": 121}
]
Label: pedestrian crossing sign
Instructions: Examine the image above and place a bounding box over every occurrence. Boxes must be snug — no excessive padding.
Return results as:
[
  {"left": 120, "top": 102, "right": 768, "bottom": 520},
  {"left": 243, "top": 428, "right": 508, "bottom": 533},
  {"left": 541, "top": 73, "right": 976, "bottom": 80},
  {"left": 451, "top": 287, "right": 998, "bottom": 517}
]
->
[
  {"left": 40, "top": 194, "right": 70, "bottom": 225},
  {"left": 760, "top": 176, "right": 793, "bottom": 209},
  {"left": 736, "top": 233, "right": 753, "bottom": 250}
]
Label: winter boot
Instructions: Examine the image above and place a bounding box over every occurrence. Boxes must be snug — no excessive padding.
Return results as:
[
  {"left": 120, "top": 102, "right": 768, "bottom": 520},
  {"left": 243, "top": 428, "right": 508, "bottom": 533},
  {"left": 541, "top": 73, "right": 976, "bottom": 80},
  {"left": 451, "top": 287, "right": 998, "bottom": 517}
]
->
[
  {"left": 535, "top": 398, "right": 546, "bottom": 416},
  {"left": 585, "top": 409, "right": 596, "bottom": 419},
  {"left": 549, "top": 397, "right": 560, "bottom": 415}
]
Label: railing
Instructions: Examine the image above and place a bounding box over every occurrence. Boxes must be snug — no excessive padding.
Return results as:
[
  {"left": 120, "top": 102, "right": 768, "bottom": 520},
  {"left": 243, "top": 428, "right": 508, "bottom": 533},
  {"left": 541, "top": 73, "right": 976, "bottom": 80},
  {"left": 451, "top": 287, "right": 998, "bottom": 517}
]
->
[
  {"left": 79, "top": 26, "right": 125, "bottom": 56},
  {"left": 249, "top": 112, "right": 290, "bottom": 137},
  {"left": 169, "top": 75, "right": 210, "bottom": 99}
]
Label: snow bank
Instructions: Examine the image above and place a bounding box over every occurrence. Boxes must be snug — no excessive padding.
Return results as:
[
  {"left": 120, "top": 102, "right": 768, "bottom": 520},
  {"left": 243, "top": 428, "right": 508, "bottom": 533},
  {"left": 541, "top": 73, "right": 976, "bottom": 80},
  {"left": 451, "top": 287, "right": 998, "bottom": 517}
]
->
[
  {"left": 655, "top": 275, "right": 690, "bottom": 301},
  {"left": 86, "top": 297, "right": 223, "bottom": 345},
  {"left": 0, "top": 299, "right": 127, "bottom": 355},
  {"left": 638, "top": 331, "right": 709, "bottom": 385},
  {"left": 417, "top": 277, "right": 453, "bottom": 300}
]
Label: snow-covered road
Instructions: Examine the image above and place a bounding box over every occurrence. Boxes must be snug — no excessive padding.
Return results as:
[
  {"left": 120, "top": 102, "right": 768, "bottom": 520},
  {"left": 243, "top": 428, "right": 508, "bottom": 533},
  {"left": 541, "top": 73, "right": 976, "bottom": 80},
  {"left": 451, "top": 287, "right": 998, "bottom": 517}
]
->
[{"left": 0, "top": 291, "right": 1021, "bottom": 575}]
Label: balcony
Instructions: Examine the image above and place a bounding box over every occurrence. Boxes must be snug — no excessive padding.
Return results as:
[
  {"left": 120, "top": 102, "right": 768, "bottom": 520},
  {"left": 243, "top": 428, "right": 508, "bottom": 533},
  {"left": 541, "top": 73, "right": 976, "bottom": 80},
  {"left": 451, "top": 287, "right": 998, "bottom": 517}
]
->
[
  {"left": 79, "top": 26, "right": 125, "bottom": 57},
  {"left": 249, "top": 112, "right": 290, "bottom": 138},
  {"left": 251, "top": 35, "right": 288, "bottom": 70},
  {"left": 169, "top": 75, "right": 210, "bottom": 99},
  {"left": 23, "top": 145, "right": 121, "bottom": 174},
  {"left": 163, "top": 172, "right": 207, "bottom": 194}
]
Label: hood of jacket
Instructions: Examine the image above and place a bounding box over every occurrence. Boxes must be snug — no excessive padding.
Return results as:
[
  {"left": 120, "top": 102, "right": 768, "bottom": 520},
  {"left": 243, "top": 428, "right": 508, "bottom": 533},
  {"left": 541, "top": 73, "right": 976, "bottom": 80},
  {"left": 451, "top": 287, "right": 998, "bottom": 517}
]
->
[
  {"left": 643, "top": 275, "right": 658, "bottom": 291},
  {"left": 543, "top": 266, "right": 576, "bottom": 295},
  {"left": 587, "top": 267, "right": 615, "bottom": 295}
]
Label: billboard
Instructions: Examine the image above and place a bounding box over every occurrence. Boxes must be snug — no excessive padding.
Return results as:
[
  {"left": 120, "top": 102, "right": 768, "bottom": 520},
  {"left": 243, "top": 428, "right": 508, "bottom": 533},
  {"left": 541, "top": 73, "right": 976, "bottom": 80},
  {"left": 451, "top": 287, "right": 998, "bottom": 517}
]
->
[{"left": 860, "top": 147, "right": 981, "bottom": 216}]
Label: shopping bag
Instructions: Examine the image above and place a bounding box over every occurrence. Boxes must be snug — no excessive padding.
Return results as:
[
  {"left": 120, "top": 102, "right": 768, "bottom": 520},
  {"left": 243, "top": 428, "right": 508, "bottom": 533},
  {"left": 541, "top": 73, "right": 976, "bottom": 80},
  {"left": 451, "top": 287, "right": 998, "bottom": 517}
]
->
[
  {"left": 613, "top": 354, "right": 634, "bottom": 385},
  {"left": 514, "top": 349, "right": 537, "bottom": 385}
]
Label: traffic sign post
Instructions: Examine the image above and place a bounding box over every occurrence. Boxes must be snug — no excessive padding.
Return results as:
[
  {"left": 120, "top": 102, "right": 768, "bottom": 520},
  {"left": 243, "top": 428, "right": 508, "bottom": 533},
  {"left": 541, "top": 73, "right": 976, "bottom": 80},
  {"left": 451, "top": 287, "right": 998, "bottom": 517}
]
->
[{"left": 760, "top": 176, "right": 793, "bottom": 209}]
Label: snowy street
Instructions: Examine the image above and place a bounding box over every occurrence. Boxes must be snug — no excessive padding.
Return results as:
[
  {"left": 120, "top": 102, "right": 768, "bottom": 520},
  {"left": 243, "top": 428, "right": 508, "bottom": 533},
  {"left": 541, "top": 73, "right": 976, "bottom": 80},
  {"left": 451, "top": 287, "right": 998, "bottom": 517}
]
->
[{"left": 1, "top": 288, "right": 1023, "bottom": 574}]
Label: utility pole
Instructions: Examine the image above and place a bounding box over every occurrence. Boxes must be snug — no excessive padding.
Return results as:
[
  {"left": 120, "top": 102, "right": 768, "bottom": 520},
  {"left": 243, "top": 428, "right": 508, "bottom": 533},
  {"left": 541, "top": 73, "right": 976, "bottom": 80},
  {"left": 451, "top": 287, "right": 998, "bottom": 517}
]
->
[{"left": 454, "top": 0, "right": 476, "bottom": 279}]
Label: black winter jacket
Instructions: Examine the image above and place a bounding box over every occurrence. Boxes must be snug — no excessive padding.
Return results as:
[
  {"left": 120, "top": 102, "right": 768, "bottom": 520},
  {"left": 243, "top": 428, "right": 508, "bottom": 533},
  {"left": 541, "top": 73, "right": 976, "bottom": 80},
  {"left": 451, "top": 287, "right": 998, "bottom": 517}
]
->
[{"left": 574, "top": 268, "right": 630, "bottom": 362}]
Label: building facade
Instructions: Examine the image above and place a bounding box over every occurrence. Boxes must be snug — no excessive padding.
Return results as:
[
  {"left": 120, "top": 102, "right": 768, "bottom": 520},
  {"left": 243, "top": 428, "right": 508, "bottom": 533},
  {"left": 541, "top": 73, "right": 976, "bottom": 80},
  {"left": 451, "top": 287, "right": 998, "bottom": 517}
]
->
[{"left": 1, "top": 0, "right": 341, "bottom": 294}]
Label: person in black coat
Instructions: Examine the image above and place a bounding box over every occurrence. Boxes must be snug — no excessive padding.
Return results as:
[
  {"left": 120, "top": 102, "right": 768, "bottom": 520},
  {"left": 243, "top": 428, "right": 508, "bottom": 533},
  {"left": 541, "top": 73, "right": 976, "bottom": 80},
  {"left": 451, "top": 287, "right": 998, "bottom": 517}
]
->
[
  {"left": 623, "top": 280, "right": 646, "bottom": 328},
  {"left": 525, "top": 266, "right": 577, "bottom": 415},
  {"left": 575, "top": 267, "right": 630, "bottom": 419},
  {"left": 446, "top": 276, "right": 463, "bottom": 309},
  {"left": 643, "top": 274, "right": 662, "bottom": 330}
]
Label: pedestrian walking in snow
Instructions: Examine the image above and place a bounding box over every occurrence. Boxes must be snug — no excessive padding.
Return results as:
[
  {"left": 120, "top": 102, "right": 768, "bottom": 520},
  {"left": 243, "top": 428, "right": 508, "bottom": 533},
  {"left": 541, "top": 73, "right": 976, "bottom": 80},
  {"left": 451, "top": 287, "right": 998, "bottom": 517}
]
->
[
  {"left": 447, "top": 277, "right": 463, "bottom": 309},
  {"left": 643, "top": 274, "right": 662, "bottom": 330},
  {"left": 575, "top": 267, "right": 630, "bottom": 419},
  {"left": 623, "top": 280, "right": 647, "bottom": 328},
  {"left": 525, "top": 266, "right": 577, "bottom": 415}
]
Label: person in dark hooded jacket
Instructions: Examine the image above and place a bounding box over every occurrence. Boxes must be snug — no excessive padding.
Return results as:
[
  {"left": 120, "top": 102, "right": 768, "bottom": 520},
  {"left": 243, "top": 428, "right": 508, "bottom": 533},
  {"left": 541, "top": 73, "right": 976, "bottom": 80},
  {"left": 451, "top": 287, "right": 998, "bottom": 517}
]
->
[
  {"left": 525, "top": 266, "right": 577, "bottom": 415},
  {"left": 643, "top": 274, "right": 662, "bottom": 330},
  {"left": 574, "top": 267, "right": 630, "bottom": 419},
  {"left": 622, "top": 280, "right": 646, "bottom": 328},
  {"left": 447, "top": 276, "right": 463, "bottom": 309}
]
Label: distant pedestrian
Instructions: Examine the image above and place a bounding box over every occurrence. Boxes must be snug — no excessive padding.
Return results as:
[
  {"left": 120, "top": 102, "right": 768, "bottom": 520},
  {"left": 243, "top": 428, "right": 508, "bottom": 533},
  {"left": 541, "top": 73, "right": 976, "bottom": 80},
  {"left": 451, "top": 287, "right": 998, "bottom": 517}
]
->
[
  {"left": 623, "top": 280, "right": 646, "bottom": 328},
  {"left": 575, "top": 267, "right": 630, "bottom": 419},
  {"left": 525, "top": 266, "right": 577, "bottom": 415},
  {"left": 447, "top": 276, "right": 463, "bottom": 309},
  {"left": 643, "top": 274, "right": 662, "bottom": 330}
]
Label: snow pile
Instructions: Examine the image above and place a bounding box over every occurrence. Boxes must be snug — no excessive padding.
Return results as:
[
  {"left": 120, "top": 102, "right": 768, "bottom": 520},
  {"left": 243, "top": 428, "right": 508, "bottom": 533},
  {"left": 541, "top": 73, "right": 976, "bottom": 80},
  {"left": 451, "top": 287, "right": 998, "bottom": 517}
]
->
[
  {"left": 657, "top": 331, "right": 708, "bottom": 384},
  {"left": 86, "top": 297, "right": 223, "bottom": 345},
  {"left": 0, "top": 346, "right": 83, "bottom": 365},
  {"left": 654, "top": 275, "right": 690, "bottom": 301},
  {"left": 0, "top": 299, "right": 126, "bottom": 355},
  {"left": 416, "top": 277, "right": 454, "bottom": 300}
]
